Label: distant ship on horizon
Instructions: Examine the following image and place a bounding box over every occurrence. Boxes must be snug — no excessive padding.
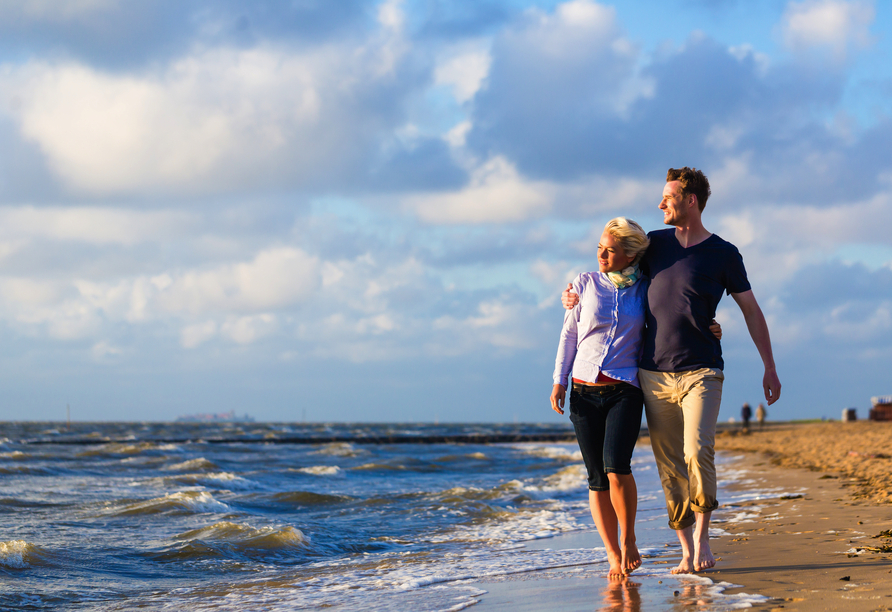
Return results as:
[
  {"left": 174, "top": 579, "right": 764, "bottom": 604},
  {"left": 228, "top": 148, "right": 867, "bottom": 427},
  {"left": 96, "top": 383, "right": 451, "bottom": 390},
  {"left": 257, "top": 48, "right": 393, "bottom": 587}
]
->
[{"left": 176, "top": 410, "right": 255, "bottom": 423}]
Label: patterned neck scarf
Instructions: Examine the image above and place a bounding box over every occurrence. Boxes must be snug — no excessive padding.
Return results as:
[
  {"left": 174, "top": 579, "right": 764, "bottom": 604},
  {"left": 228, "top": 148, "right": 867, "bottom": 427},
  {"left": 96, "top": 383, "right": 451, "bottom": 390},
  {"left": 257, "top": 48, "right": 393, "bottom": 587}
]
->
[{"left": 607, "top": 264, "right": 641, "bottom": 289}]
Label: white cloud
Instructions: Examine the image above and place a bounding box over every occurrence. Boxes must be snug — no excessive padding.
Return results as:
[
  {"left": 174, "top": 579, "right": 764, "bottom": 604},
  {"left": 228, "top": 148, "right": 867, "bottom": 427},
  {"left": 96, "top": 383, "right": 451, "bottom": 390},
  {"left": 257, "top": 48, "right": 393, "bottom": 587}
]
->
[
  {"left": 444, "top": 121, "right": 472, "bottom": 148},
  {"left": 479, "top": 0, "right": 650, "bottom": 118},
  {"left": 1, "top": 34, "right": 409, "bottom": 195},
  {"left": 824, "top": 300, "right": 891, "bottom": 341},
  {"left": 153, "top": 247, "right": 322, "bottom": 315},
  {"left": 220, "top": 313, "right": 277, "bottom": 345},
  {"left": 181, "top": 320, "right": 217, "bottom": 348},
  {"left": 530, "top": 259, "right": 581, "bottom": 289},
  {"left": 405, "top": 156, "right": 553, "bottom": 224},
  {"left": 557, "top": 175, "right": 660, "bottom": 220},
  {"left": 377, "top": 0, "right": 406, "bottom": 31},
  {"left": 432, "top": 300, "right": 538, "bottom": 352},
  {"left": 434, "top": 46, "right": 492, "bottom": 104},
  {"left": 781, "top": 0, "right": 874, "bottom": 61},
  {"left": 0, "top": 246, "right": 320, "bottom": 344},
  {"left": 0, "top": 206, "right": 193, "bottom": 245}
]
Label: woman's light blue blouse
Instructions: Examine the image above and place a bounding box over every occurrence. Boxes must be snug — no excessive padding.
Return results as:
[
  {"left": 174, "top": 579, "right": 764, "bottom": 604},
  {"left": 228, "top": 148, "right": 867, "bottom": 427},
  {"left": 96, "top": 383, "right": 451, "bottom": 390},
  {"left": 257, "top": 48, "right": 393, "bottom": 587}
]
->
[{"left": 553, "top": 271, "right": 647, "bottom": 388}]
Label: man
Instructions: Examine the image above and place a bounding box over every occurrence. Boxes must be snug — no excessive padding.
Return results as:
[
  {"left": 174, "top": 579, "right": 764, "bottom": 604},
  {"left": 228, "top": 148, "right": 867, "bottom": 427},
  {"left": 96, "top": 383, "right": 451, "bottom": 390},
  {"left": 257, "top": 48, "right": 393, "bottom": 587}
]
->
[
  {"left": 563, "top": 167, "right": 781, "bottom": 574},
  {"left": 741, "top": 403, "right": 752, "bottom": 432}
]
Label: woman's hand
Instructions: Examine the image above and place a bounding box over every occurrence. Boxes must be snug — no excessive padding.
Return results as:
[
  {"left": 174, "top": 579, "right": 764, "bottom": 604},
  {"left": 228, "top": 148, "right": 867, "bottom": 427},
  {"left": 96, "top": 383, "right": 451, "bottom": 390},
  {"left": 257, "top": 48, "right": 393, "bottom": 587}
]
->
[
  {"left": 550, "top": 384, "right": 566, "bottom": 415},
  {"left": 709, "top": 318, "right": 722, "bottom": 340},
  {"left": 561, "top": 283, "right": 578, "bottom": 310}
]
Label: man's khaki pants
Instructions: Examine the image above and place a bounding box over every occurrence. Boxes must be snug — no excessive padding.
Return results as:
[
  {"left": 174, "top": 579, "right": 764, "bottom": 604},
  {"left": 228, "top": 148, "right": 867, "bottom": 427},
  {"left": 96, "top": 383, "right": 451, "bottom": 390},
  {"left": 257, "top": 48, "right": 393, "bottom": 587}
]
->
[{"left": 639, "top": 368, "right": 724, "bottom": 530}]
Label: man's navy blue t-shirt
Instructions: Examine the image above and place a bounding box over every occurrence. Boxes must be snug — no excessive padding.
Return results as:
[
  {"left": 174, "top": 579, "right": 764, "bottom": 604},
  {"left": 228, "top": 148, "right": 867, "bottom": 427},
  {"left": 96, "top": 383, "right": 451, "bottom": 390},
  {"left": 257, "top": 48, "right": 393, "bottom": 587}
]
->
[{"left": 639, "top": 229, "right": 751, "bottom": 372}]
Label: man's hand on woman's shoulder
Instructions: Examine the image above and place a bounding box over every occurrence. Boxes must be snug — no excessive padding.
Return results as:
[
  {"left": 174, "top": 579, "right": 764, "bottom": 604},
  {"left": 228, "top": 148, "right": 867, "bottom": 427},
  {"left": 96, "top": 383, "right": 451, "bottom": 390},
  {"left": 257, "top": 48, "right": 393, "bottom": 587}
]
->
[{"left": 562, "top": 283, "right": 579, "bottom": 310}]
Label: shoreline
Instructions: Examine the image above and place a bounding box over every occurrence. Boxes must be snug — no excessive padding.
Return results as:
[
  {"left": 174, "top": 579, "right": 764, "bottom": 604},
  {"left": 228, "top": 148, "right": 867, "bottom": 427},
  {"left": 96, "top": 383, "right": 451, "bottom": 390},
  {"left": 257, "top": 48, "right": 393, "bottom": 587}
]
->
[{"left": 471, "top": 422, "right": 892, "bottom": 611}]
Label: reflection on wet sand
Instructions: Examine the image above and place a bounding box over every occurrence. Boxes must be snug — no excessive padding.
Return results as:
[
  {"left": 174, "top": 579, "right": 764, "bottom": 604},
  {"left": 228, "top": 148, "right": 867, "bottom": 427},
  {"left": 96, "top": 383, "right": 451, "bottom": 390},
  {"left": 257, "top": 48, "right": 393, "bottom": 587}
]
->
[
  {"left": 670, "top": 582, "right": 711, "bottom": 608},
  {"left": 599, "top": 578, "right": 641, "bottom": 612}
]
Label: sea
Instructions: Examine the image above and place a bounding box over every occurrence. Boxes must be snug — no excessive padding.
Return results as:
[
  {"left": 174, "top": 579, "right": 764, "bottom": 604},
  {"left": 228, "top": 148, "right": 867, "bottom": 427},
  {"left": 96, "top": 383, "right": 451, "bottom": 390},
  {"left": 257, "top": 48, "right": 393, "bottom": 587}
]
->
[{"left": 0, "top": 422, "right": 778, "bottom": 611}]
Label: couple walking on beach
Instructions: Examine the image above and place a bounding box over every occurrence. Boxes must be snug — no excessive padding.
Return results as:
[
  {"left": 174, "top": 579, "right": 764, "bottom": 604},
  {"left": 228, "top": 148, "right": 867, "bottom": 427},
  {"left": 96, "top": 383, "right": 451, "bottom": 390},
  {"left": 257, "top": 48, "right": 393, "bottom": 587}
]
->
[{"left": 550, "top": 167, "right": 781, "bottom": 578}]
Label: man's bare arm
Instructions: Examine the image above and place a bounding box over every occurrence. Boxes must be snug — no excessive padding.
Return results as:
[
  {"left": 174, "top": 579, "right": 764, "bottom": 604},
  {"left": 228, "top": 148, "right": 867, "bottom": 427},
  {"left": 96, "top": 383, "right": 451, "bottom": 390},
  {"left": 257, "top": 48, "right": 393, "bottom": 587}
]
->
[{"left": 731, "top": 289, "right": 781, "bottom": 405}]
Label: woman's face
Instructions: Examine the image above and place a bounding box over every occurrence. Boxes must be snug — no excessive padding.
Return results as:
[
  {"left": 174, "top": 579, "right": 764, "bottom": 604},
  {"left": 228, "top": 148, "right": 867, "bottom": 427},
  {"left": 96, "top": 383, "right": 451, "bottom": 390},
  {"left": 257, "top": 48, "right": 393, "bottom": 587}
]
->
[{"left": 598, "top": 231, "right": 633, "bottom": 274}]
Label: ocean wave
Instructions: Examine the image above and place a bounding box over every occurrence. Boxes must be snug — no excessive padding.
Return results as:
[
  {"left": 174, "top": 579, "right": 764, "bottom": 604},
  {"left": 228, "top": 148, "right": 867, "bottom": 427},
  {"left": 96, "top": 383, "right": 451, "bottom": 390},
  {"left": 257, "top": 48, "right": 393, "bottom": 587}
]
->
[
  {"left": 351, "top": 462, "right": 408, "bottom": 471},
  {"left": 0, "top": 451, "right": 29, "bottom": 460},
  {"left": 76, "top": 441, "right": 170, "bottom": 457},
  {"left": 292, "top": 465, "right": 343, "bottom": 477},
  {"left": 160, "top": 472, "right": 259, "bottom": 491},
  {"left": 0, "top": 465, "right": 53, "bottom": 475},
  {"left": 0, "top": 541, "right": 51, "bottom": 569},
  {"left": 163, "top": 457, "right": 218, "bottom": 471},
  {"left": 537, "top": 464, "right": 588, "bottom": 493},
  {"left": 107, "top": 491, "right": 230, "bottom": 516},
  {"left": 433, "top": 451, "right": 490, "bottom": 462},
  {"left": 147, "top": 522, "right": 310, "bottom": 562},
  {"left": 514, "top": 444, "right": 582, "bottom": 462},
  {"left": 271, "top": 491, "right": 353, "bottom": 506},
  {"left": 312, "top": 443, "right": 364, "bottom": 457}
]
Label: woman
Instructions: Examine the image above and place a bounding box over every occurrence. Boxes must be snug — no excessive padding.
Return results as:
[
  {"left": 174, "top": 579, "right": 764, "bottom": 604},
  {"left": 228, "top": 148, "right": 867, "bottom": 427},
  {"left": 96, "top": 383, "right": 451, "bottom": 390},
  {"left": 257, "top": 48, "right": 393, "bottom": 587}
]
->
[
  {"left": 551, "top": 217, "right": 650, "bottom": 579},
  {"left": 551, "top": 217, "right": 721, "bottom": 579}
]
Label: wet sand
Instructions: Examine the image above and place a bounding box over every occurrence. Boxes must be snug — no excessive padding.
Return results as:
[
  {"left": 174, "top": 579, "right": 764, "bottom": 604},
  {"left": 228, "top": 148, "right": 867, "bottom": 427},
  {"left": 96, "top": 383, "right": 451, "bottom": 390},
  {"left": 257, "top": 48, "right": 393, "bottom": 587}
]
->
[{"left": 473, "top": 422, "right": 892, "bottom": 611}]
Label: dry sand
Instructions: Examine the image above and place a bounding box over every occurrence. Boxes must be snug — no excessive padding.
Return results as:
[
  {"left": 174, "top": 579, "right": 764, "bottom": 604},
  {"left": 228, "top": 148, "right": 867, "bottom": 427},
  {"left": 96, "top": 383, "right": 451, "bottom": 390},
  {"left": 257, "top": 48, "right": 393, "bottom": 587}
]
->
[
  {"left": 473, "top": 422, "right": 892, "bottom": 611},
  {"left": 710, "top": 421, "right": 892, "bottom": 611},
  {"left": 715, "top": 421, "right": 892, "bottom": 505}
]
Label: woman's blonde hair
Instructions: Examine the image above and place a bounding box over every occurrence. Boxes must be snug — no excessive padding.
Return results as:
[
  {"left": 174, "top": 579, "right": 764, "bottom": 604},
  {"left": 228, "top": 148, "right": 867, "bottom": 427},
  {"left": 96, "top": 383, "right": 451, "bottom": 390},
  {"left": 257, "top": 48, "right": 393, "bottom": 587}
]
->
[{"left": 603, "top": 217, "right": 649, "bottom": 264}]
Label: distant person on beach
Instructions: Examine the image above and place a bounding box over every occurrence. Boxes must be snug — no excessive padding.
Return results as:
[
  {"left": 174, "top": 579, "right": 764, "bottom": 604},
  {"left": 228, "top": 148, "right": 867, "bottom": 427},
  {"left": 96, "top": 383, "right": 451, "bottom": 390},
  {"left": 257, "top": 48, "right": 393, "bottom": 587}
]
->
[
  {"left": 551, "top": 217, "right": 722, "bottom": 579},
  {"left": 562, "top": 167, "right": 781, "bottom": 575},
  {"left": 756, "top": 403, "right": 767, "bottom": 429},
  {"left": 741, "top": 403, "right": 752, "bottom": 432}
]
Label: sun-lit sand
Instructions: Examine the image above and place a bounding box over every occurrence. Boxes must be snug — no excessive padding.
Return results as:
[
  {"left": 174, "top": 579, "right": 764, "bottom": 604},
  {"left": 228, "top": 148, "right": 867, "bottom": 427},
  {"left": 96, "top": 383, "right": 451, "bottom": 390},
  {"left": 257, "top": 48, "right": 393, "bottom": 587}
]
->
[
  {"left": 715, "top": 420, "right": 892, "bottom": 505},
  {"left": 473, "top": 421, "right": 892, "bottom": 611}
]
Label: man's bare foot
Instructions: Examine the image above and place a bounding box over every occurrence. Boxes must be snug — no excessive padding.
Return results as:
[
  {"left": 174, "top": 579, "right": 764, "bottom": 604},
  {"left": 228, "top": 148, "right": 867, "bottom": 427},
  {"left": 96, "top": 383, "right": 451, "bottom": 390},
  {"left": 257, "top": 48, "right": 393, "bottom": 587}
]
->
[
  {"left": 670, "top": 556, "right": 694, "bottom": 574},
  {"left": 622, "top": 542, "right": 641, "bottom": 574},
  {"left": 694, "top": 539, "right": 716, "bottom": 571},
  {"left": 607, "top": 550, "right": 624, "bottom": 579}
]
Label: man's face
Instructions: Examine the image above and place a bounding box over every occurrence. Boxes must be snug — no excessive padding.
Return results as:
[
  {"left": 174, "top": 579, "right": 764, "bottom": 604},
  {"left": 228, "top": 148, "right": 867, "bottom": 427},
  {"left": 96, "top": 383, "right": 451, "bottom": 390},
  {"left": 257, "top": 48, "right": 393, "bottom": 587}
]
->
[{"left": 659, "top": 180, "right": 690, "bottom": 226}]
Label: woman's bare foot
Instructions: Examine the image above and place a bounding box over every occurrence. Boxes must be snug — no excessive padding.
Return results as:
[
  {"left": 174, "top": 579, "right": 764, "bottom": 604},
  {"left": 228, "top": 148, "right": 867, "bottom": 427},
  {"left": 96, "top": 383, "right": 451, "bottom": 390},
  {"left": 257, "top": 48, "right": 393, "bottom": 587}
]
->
[
  {"left": 607, "top": 550, "right": 624, "bottom": 579},
  {"left": 622, "top": 541, "right": 641, "bottom": 574}
]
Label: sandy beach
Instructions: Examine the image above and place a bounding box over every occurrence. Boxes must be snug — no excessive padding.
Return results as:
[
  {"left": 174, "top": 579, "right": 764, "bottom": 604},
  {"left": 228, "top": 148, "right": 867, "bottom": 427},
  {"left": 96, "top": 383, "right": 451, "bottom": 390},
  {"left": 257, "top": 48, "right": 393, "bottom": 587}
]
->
[{"left": 473, "top": 421, "right": 892, "bottom": 611}]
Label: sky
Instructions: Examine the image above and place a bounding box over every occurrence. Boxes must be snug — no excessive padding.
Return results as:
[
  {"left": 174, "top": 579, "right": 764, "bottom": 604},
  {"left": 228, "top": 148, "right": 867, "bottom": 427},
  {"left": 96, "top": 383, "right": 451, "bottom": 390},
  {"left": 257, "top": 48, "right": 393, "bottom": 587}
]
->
[{"left": 0, "top": 0, "right": 890, "bottom": 423}]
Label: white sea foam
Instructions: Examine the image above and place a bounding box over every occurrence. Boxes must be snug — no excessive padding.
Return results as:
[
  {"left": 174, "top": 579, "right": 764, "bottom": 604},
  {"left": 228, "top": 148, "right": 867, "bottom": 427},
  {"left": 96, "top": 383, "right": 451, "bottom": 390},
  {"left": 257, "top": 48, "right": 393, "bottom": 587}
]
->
[
  {"left": 514, "top": 444, "right": 582, "bottom": 462},
  {"left": 671, "top": 574, "right": 770, "bottom": 610},
  {"left": 294, "top": 465, "right": 343, "bottom": 477},
  {"left": 148, "top": 542, "right": 769, "bottom": 612},
  {"left": 537, "top": 464, "right": 587, "bottom": 493},
  {"left": 0, "top": 540, "right": 33, "bottom": 569}
]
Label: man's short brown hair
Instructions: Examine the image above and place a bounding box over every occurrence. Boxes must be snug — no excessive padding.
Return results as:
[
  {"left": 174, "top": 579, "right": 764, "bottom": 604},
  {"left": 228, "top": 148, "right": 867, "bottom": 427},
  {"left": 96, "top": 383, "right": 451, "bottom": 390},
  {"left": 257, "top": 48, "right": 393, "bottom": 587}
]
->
[{"left": 666, "top": 167, "right": 711, "bottom": 212}]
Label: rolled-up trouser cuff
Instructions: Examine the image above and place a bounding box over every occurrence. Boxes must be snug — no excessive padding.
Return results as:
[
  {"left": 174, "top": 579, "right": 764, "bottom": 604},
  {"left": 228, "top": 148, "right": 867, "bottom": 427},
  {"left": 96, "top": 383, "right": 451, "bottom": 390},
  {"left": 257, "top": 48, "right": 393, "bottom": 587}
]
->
[
  {"left": 668, "top": 514, "right": 696, "bottom": 531},
  {"left": 691, "top": 500, "right": 719, "bottom": 513}
]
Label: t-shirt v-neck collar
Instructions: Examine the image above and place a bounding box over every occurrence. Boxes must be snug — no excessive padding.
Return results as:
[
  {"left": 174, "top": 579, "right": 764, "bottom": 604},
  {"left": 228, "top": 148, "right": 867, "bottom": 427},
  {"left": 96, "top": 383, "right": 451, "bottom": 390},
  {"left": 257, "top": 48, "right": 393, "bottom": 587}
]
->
[{"left": 672, "top": 231, "right": 714, "bottom": 249}]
